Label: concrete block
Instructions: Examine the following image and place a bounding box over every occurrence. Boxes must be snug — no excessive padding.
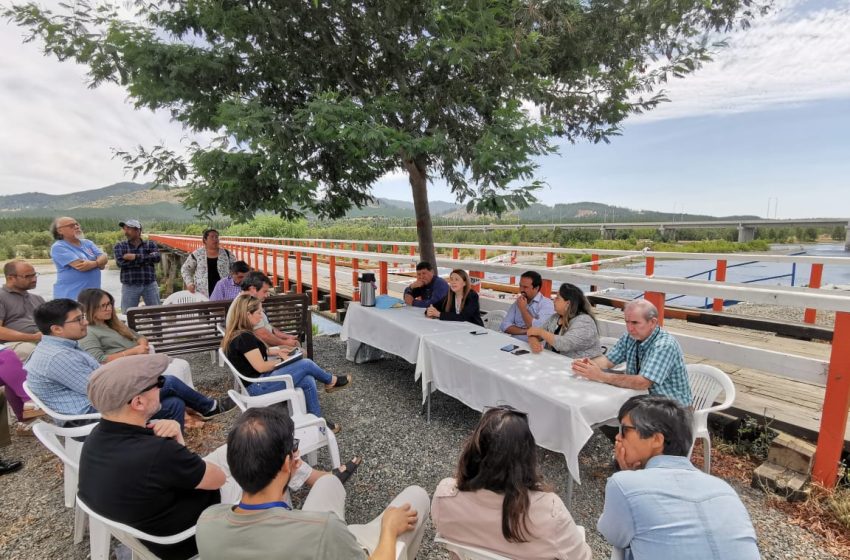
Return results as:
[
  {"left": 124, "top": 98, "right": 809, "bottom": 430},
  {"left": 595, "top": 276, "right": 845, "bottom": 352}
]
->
[
  {"left": 752, "top": 461, "right": 810, "bottom": 502},
  {"left": 767, "top": 432, "right": 816, "bottom": 474}
]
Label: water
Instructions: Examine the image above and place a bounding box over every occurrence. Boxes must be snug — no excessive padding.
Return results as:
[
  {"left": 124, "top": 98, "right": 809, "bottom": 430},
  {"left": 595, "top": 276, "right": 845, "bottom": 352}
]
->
[
  {"left": 483, "top": 243, "right": 850, "bottom": 308},
  {"left": 30, "top": 264, "right": 341, "bottom": 335}
]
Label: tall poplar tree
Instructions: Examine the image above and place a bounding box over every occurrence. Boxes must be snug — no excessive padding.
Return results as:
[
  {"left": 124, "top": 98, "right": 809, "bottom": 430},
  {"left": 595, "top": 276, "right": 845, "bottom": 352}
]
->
[{"left": 7, "top": 0, "right": 765, "bottom": 265}]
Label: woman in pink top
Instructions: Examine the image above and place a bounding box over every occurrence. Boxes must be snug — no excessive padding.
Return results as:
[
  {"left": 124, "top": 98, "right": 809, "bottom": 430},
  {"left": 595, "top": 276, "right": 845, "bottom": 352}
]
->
[{"left": 432, "top": 406, "right": 592, "bottom": 560}]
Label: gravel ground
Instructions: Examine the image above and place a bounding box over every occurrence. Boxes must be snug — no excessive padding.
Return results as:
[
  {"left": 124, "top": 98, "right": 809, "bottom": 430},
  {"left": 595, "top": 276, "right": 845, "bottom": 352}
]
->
[
  {"left": 0, "top": 336, "right": 844, "bottom": 559},
  {"left": 725, "top": 301, "right": 836, "bottom": 329}
]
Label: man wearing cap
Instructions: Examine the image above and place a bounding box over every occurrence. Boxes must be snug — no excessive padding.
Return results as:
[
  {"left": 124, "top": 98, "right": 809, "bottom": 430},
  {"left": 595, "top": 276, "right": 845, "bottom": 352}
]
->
[
  {"left": 79, "top": 354, "right": 241, "bottom": 560},
  {"left": 25, "top": 299, "right": 233, "bottom": 427},
  {"left": 114, "top": 219, "right": 162, "bottom": 312}
]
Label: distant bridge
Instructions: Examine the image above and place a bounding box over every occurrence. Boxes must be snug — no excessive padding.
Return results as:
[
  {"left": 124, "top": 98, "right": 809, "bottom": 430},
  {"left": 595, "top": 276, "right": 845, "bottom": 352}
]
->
[{"left": 406, "top": 218, "right": 850, "bottom": 248}]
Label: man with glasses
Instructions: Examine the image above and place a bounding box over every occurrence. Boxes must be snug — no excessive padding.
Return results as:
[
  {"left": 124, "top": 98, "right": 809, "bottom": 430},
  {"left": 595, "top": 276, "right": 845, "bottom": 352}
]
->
[
  {"left": 572, "top": 299, "right": 691, "bottom": 406},
  {"left": 499, "top": 270, "right": 555, "bottom": 342},
  {"left": 25, "top": 299, "right": 234, "bottom": 427},
  {"left": 197, "top": 407, "right": 429, "bottom": 560},
  {"left": 79, "top": 354, "right": 240, "bottom": 560},
  {"left": 114, "top": 219, "right": 162, "bottom": 311},
  {"left": 49, "top": 216, "right": 108, "bottom": 300},
  {"left": 597, "top": 395, "right": 759, "bottom": 559},
  {"left": 0, "top": 260, "right": 45, "bottom": 361}
]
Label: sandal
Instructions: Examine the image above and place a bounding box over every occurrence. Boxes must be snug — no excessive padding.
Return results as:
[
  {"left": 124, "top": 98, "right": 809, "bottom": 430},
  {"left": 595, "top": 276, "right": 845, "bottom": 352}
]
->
[
  {"left": 326, "top": 375, "right": 352, "bottom": 393},
  {"left": 326, "top": 420, "right": 342, "bottom": 434},
  {"left": 332, "top": 457, "right": 362, "bottom": 485}
]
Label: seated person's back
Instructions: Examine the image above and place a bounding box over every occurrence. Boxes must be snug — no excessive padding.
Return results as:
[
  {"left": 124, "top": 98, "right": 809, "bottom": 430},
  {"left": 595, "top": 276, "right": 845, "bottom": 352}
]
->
[
  {"left": 432, "top": 406, "right": 591, "bottom": 560},
  {"left": 79, "top": 355, "right": 227, "bottom": 560}
]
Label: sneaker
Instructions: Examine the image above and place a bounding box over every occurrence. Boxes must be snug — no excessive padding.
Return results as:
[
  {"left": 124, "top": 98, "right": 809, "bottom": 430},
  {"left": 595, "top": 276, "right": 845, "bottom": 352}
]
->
[
  {"left": 0, "top": 458, "right": 23, "bottom": 476},
  {"left": 23, "top": 401, "right": 45, "bottom": 420},
  {"left": 202, "top": 396, "right": 237, "bottom": 420}
]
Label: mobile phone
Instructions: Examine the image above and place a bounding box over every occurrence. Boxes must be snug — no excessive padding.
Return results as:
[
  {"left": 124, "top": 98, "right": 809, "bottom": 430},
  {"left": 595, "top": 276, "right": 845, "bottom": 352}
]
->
[
  {"left": 470, "top": 330, "right": 487, "bottom": 335},
  {"left": 512, "top": 349, "right": 530, "bottom": 356},
  {"left": 500, "top": 344, "right": 519, "bottom": 352}
]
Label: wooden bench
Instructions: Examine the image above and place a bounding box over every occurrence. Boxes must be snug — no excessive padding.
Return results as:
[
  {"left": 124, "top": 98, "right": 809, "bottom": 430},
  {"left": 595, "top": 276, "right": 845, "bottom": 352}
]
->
[{"left": 127, "top": 294, "right": 314, "bottom": 359}]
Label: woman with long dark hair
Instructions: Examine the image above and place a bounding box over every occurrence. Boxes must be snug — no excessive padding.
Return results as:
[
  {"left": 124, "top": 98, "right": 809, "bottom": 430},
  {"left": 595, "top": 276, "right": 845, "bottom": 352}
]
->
[
  {"left": 425, "top": 269, "right": 484, "bottom": 327},
  {"left": 78, "top": 288, "right": 195, "bottom": 387},
  {"left": 526, "top": 283, "right": 602, "bottom": 359},
  {"left": 432, "top": 406, "right": 591, "bottom": 559},
  {"left": 222, "top": 295, "right": 350, "bottom": 433}
]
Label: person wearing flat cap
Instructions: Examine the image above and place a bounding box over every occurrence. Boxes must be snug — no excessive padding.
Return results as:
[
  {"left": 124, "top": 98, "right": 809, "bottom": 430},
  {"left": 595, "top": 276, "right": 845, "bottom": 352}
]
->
[
  {"left": 114, "top": 219, "right": 161, "bottom": 312},
  {"left": 78, "top": 354, "right": 241, "bottom": 560}
]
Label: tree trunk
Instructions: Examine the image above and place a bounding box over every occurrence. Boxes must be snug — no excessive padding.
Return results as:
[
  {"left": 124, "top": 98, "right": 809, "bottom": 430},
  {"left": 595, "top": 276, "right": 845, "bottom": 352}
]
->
[{"left": 405, "top": 158, "right": 437, "bottom": 267}]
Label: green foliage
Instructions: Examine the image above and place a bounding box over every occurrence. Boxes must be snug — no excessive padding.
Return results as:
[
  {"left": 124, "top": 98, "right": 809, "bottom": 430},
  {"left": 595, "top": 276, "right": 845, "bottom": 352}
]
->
[
  {"left": 728, "top": 415, "right": 778, "bottom": 460},
  {"left": 223, "top": 216, "right": 309, "bottom": 239},
  {"left": 5, "top": 0, "right": 766, "bottom": 230}
]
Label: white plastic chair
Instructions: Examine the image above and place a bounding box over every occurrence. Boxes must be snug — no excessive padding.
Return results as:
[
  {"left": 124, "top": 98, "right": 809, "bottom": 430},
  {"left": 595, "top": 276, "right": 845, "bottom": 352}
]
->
[
  {"left": 227, "top": 390, "right": 341, "bottom": 469},
  {"left": 76, "top": 496, "right": 198, "bottom": 560},
  {"left": 32, "top": 422, "right": 98, "bottom": 544},
  {"left": 218, "top": 349, "right": 308, "bottom": 417},
  {"left": 599, "top": 336, "right": 620, "bottom": 355},
  {"left": 687, "top": 364, "right": 737, "bottom": 474},
  {"left": 162, "top": 290, "right": 209, "bottom": 305},
  {"left": 484, "top": 309, "right": 506, "bottom": 332},
  {"left": 23, "top": 380, "right": 101, "bottom": 507},
  {"left": 435, "top": 527, "right": 585, "bottom": 560}
]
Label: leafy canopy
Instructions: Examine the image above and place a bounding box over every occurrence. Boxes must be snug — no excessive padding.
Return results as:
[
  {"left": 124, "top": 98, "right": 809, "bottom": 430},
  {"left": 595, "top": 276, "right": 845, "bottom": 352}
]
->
[{"left": 6, "top": 0, "right": 766, "bottom": 222}]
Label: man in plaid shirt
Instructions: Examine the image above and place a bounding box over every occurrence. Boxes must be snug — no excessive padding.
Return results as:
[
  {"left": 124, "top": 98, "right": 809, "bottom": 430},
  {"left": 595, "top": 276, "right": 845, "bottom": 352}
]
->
[
  {"left": 572, "top": 299, "right": 691, "bottom": 406},
  {"left": 114, "top": 220, "right": 161, "bottom": 311}
]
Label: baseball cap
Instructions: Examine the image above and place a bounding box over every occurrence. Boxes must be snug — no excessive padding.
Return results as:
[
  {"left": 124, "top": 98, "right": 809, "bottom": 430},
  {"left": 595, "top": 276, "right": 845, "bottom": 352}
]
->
[
  {"left": 119, "top": 219, "right": 142, "bottom": 229},
  {"left": 87, "top": 354, "right": 170, "bottom": 412}
]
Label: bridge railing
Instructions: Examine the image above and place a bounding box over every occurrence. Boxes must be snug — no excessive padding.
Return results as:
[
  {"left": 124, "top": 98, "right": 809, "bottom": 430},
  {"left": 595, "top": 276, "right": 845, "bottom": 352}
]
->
[{"left": 150, "top": 233, "right": 850, "bottom": 489}]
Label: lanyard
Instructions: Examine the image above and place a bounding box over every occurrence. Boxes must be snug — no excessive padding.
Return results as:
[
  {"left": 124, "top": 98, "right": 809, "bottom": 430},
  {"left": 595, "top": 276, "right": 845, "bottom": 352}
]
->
[{"left": 237, "top": 501, "right": 291, "bottom": 511}]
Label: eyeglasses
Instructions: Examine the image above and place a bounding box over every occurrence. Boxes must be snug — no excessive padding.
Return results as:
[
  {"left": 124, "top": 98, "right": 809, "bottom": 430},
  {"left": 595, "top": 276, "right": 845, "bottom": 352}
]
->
[
  {"left": 292, "top": 438, "right": 300, "bottom": 453},
  {"left": 99, "top": 302, "right": 114, "bottom": 310},
  {"left": 12, "top": 273, "right": 39, "bottom": 279},
  {"left": 128, "top": 376, "right": 166, "bottom": 404},
  {"left": 484, "top": 404, "right": 529, "bottom": 418},
  {"left": 619, "top": 424, "right": 638, "bottom": 437},
  {"left": 64, "top": 313, "right": 87, "bottom": 325},
  {"left": 58, "top": 222, "right": 80, "bottom": 229}
]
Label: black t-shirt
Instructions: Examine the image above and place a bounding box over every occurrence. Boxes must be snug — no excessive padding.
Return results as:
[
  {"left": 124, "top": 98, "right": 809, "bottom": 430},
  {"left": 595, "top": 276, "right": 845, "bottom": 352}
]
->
[
  {"left": 207, "top": 257, "right": 221, "bottom": 294},
  {"left": 226, "top": 331, "right": 267, "bottom": 385},
  {"left": 78, "top": 419, "right": 220, "bottom": 560}
]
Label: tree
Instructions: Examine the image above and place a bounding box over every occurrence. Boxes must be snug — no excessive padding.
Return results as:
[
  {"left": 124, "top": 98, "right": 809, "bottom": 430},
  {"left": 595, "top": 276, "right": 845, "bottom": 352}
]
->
[{"left": 7, "top": 0, "right": 765, "bottom": 266}]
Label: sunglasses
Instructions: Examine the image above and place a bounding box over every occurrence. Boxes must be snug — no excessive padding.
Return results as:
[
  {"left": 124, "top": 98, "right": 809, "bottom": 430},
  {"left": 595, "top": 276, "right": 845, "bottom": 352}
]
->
[
  {"left": 128, "top": 376, "right": 166, "bottom": 404},
  {"left": 484, "top": 404, "right": 529, "bottom": 418}
]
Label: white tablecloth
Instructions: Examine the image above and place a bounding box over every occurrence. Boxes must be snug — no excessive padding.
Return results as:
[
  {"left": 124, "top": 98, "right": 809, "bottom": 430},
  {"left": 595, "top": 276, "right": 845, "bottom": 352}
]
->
[
  {"left": 414, "top": 329, "right": 641, "bottom": 483},
  {"left": 340, "top": 304, "right": 476, "bottom": 363}
]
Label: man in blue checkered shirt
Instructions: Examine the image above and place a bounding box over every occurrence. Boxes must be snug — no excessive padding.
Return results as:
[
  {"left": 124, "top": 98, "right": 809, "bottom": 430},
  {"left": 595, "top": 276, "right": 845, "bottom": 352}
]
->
[{"left": 572, "top": 300, "right": 691, "bottom": 406}]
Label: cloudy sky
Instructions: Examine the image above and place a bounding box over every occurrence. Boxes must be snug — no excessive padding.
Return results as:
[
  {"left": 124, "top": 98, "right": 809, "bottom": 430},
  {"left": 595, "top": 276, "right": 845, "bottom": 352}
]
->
[{"left": 2, "top": 0, "right": 849, "bottom": 218}]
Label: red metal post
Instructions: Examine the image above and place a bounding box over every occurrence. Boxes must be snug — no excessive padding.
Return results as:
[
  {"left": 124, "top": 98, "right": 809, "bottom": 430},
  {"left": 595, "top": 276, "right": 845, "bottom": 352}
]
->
[
  {"left": 379, "top": 261, "right": 388, "bottom": 295},
  {"left": 645, "top": 256, "right": 655, "bottom": 277},
  {"left": 295, "top": 252, "right": 303, "bottom": 294},
  {"left": 393, "top": 244, "right": 398, "bottom": 267},
  {"left": 352, "top": 258, "right": 360, "bottom": 302},
  {"left": 310, "top": 250, "right": 318, "bottom": 305},
  {"left": 452, "top": 248, "right": 459, "bottom": 260},
  {"left": 541, "top": 252, "right": 554, "bottom": 298},
  {"left": 644, "top": 292, "right": 666, "bottom": 326},
  {"left": 272, "top": 250, "right": 279, "bottom": 288},
  {"left": 590, "top": 253, "right": 600, "bottom": 293},
  {"left": 409, "top": 245, "right": 415, "bottom": 257},
  {"left": 812, "top": 311, "right": 850, "bottom": 488},
  {"left": 804, "top": 263, "right": 824, "bottom": 324},
  {"left": 283, "top": 251, "right": 290, "bottom": 292},
  {"left": 713, "top": 259, "right": 728, "bottom": 312},
  {"left": 262, "top": 248, "right": 269, "bottom": 275},
  {"left": 329, "top": 256, "right": 337, "bottom": 313}
]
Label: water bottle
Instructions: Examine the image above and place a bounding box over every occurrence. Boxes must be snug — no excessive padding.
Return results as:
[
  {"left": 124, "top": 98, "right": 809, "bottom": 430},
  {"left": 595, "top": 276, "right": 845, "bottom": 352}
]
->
[{"left": 359, "top": 272, "right": 376, "bottom": 307}]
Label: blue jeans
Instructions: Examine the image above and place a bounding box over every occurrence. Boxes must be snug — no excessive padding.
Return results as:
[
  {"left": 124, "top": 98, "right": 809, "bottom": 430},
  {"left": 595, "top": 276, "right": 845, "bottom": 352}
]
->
[
  {"left": 121, "top": 281, "right": 161, "bottom": 311},
  {"left": 157, "top": 375, "right": 215, "bottom": 429},
  {"left": 246, "top": 359, "right": 332, "bottom": 417}
]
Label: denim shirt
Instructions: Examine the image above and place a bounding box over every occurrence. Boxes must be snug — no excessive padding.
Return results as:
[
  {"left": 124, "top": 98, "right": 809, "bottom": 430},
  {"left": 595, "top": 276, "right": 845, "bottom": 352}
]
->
[{"left": 597, "top": 455, "right": 760, "bottom": 560}]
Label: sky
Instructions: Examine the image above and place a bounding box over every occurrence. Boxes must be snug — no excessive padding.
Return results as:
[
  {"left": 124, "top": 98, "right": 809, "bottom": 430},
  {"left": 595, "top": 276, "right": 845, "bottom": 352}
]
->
[{"left": 1, "top": 0, "right": 849, "bottom": 219}]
